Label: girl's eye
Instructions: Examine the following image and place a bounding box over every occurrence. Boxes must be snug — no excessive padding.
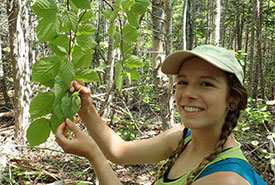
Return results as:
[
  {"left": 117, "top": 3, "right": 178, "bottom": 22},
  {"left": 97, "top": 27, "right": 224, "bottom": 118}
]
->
[
  {"left": 177, "top": 81, "right": 188, "bottom": 85},
  {"left": 201, "top": 82, "right": 214, "bottom": 87}
]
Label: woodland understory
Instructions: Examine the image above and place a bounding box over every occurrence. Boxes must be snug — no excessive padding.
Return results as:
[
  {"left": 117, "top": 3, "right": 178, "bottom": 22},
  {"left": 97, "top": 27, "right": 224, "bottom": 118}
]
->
[
  {"left": 0, "top": 0, "right": 274, "bottom": 184},
  {"left": 0, "top": 94, "right": 274, "bottom": 185}
]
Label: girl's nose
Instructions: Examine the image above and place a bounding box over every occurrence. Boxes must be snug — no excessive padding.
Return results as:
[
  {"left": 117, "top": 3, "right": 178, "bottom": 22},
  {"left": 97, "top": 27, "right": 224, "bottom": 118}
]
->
[{"left": 182, "top": 84, "right": 199, "bottom": 100}]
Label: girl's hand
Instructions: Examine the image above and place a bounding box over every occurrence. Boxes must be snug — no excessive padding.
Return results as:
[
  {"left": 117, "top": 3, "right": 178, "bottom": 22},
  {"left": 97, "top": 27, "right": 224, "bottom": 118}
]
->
[
  {"left": 55, "top": 118, "right": 96, "bottom": 159},
  {"left": 70, "top": 80, "right": 92, "bottom": 113}
]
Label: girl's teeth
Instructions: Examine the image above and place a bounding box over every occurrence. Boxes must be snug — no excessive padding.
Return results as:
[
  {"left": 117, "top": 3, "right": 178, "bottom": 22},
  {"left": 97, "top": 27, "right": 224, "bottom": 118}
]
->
[{"left": 184, "top": 106, "right": 202, "bottom": 112}]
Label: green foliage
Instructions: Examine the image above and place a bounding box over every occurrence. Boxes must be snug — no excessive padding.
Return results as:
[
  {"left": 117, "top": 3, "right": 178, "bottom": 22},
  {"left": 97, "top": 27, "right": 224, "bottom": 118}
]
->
[
  {"left": 117, "top": 120, "right": 138, "bottom": 141},
  {"left": 27, "top": 0, "right": 149, "bottom": 147},
  {"left": 27, "top": 0, "right": 101, "bottom": 147},
  {"left": 103, "top": 0, "right": 150, "bottom": 92},
  {"left": 236, "top": 98, "right": 274, "bottom": 161},
  {"left": 2, "top": 167, "right": 48, "bottom": 184}
]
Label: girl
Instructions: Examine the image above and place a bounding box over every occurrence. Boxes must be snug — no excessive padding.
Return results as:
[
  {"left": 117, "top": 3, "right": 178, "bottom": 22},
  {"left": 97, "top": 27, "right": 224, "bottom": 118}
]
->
[{"left": 55, "top": 45, "right": 267, "bottom": 185}]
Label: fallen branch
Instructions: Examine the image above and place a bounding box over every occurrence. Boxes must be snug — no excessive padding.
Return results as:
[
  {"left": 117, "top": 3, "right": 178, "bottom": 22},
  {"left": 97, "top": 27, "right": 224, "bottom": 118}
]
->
[{"left": 0, "top": 111, "right": 15, "bottom": 118}]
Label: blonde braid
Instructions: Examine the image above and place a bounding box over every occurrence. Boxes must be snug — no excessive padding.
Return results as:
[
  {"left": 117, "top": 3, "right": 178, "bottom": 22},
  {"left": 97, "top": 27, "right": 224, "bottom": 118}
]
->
[
  {"left": 152, "top": 127, "right": 189, "bottom": 184},
  {"left": 185, "top": 74, "right": 248, "bottom": 184},
  {"left": 185, "top": 114, "right": 236, "bottom": 184}
]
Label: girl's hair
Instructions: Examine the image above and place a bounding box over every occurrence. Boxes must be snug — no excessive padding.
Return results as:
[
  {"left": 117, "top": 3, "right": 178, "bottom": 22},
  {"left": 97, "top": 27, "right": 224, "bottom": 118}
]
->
[{"left": 153, "top": 73, "right": 248, "bottom": 185}]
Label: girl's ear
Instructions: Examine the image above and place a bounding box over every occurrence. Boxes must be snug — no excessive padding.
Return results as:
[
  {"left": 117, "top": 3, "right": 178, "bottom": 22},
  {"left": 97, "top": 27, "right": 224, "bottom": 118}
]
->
[{"left": 228, "top": 97, "right": 240, "bottom": 110}]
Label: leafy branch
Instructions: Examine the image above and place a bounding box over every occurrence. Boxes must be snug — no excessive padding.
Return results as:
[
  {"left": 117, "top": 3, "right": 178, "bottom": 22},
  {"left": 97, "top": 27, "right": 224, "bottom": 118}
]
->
[{"left": 27, "top": 0, "right": 150, "bottom": 147}]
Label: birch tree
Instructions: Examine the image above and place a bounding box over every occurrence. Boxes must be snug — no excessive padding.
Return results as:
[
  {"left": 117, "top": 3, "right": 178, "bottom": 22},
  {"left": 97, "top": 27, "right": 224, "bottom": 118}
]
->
[
  {"left": 182, "top": 0, "right": 188, "bottom": 50},
  {"left": 7, "top": 0, "right": 32, "bottom": 144},
  {"left": 211, "top": 0, "right": 221, "bottom": 46},
  {"left": 152, "top": 0, "right": 170, "bottom": 129},
  {"left": 164, "top": 0, "right": 175, "bottom": 126}
]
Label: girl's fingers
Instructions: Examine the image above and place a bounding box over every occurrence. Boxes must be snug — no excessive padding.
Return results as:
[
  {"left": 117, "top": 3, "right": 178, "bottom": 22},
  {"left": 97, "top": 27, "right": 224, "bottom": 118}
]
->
[{"left": 65, "top": 118, "right": 80, "bottom": 136}]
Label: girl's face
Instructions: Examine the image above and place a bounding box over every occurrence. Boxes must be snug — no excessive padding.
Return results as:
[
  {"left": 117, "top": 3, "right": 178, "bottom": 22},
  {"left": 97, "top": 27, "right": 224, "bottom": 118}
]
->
[{"left": 175, "top": 57, "right": 230, "bottom": 131}]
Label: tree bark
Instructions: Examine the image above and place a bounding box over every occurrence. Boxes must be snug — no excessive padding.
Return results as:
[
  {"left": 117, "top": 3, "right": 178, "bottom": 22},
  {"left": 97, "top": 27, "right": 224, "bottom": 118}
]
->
[
  {"left": 182, "top": 0, "right": 188, "bottom": 50},
  {"left": 152, "top": 0, "right": 170, "bottom": 129},
  {"left": 164, "top": 0, "right": 175, "bottom": 127},
  {"left": 255, "top": 0, "right": 264, "bottom": 99},
  {"left": 211, "top": 0, "right": 221, "bottom": 46},
  {"left": 236, "top": 0, "right": 242, "bottom": 50},
  {"left": 206, "top": 0, "right": 212, "bottom": 44},
  {"left": 220, "top": 0, "right": 228, "bottom": 47},
  {"left": 7, "top": 0, "right": 32, "bottom": 144},
  {"left": 248, "top": 0, "right": 256, "bottom": 98}
]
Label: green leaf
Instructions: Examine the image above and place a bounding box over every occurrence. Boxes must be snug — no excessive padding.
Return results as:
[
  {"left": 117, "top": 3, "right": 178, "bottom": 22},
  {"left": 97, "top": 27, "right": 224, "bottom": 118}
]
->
[
  {"left": 71, "top": 0, "right": 91, "bottom": 9},
  {"left": 27, "top": 118, "right": 51, "bottom": 147},
  {"left": 108, "top": 23, "right": 117, "bottom": 37},
  {"left": 130, "top": 0, "right": 149, "bottom": 15},
  {"left": 126, "top": 11, "right": 139, "bottom": 28},
  {"left": 113, "top": 32, "right": 121, "bottom": 48},
  {"left": 36, "top": 16, "right": 60, "bottom": 42},
  {"left": 79, "top": 11, "right": 93, "bottom": 23},
  {"left": 122, "top": 0, "right": 135, "bottom": 12},
  {"left": 103, "top": 9, "right": 112, "bottom": 19},
  {"left": 115, "top": 60, "right": 124, "bottom": 91},
  {"left": 75, "top": 69, "right": 99, "bottom": 82},
  {"left": 259, "top": 104, "right": 267, "bottom": 111},
  {"left": 30, "top": 92, "right": 55, "bottom": 119},
  {"left": 60, "top": 61, "right": 75, "bottom": 89},
  {"left": 122, "top": 42, "right": 135, "bottom": 55},
  {"left": 53, "top": 76, "right": 67, "bottom": 120},
  {"left": 32, "top": 56, "right": 61, "bottom": 88},
  {"left": 72, "top": 56, "right": 86, "bottom": 69},
  {"left": 126, "top": 69, "right": 139, "bottom": 80},
  {"left": 61, "top": 92, "right": 81, "bottom": 119},
  {"left": 31, "top": 0, "right": 57, "bottom": 18},
  {"left": 50, "top": 113, "right": 63, "bottom": 134},
  {"left": 72, "top": 46, "right": 94, "bottom": 68},
  {"left": 125, "top": 55, "right": 144, "bottom": 68},
  {"left": 78, "top": 24, "right": 96, "bottom": 34},
  {"left": 251, "top": 140, "right": 259, "bottom": 146},
  {"left": 49, "top": 34, "right": 69, "bottom": 56},
  {"left": 122, "top": 25, "right": 139, "bottom": 42},
  {"left": 110, "top": 9, "right": 119, "bottom": 21},
  {"left": 62, "top": 10, "right": 78, "bottom": 31},
  {"left": 76, "top": 34, "right": 97, "bottom": 50}
]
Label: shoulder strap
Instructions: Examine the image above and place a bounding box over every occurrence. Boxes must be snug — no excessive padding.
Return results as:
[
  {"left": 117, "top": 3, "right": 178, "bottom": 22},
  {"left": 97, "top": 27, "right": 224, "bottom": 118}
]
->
[{"left": 195, "top": 158, "right": 267, "bottom": 185}]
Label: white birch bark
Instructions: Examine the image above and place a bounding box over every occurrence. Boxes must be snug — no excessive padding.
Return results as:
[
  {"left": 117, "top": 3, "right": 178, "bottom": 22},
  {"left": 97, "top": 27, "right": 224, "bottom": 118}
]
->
[
  {"left": 212, "top": 0, "right": 221, "bottom": 46},
  {"left": 8, "top": 0, "right": 32, "bottom": 144}
]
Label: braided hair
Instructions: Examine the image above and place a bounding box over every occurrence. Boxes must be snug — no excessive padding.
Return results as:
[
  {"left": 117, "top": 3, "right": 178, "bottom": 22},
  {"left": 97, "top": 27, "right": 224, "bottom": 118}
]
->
[
  {"left": 153, "top": 73, "right": 248, "bottom": 185},
  {"left": 152, "top": 127, "right": 189, "bottom": 184}
]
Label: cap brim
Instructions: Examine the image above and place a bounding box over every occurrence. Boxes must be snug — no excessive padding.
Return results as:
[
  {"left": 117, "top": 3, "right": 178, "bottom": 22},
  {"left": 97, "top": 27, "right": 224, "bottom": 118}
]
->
[
  {"left": 161, "top": 50, "right": 234, "bottom": 75},
  {"left": 161, "top": 51, "right": 196, "bottom": 74}
]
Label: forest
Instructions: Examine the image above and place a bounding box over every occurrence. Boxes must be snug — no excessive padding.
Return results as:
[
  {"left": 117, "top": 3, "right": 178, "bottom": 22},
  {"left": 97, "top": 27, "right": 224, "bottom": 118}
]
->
[{"left": 0, "top": 0, "right": 274, "bottom": 184}]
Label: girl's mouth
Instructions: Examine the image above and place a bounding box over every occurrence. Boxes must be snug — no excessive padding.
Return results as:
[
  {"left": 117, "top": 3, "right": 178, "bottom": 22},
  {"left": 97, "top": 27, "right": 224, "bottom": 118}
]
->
[{"left": 183, "top": 106, "right": 204, "bottom": 113}]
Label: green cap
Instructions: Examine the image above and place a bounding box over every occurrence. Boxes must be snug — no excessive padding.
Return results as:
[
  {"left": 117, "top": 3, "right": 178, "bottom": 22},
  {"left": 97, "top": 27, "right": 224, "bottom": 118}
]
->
[{"left": 161, "top": 45, "right": 244, "bottom": 85}]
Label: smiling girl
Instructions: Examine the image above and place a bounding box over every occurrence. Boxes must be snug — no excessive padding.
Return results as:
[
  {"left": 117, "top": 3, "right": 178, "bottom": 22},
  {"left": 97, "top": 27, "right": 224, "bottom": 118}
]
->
[{"left": 55, "top": 45, "right": 267, "bottom": 185}]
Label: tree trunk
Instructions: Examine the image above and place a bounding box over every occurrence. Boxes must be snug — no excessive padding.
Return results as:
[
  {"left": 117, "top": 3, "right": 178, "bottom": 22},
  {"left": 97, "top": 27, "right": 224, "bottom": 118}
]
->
[
  {"left": 236, "top": 0, "right": 242, "bottom": 50},
  {"left": 164, "top": 0, "right": 175, "bottom": 127},
  {"left": 186, "top": 0, "right": 193, "bottom": 50},
  {"left": 255, "top": 0, "right": 264, "bottom": 99},
  {"left": 182, "top": 0, "right": 188, "bottom": 50},
  {"left": 152, "top": 0, "right": 170, "bottom": 130},
  {"left": 7, "top": 0, "right": 32, "bottom": 144},
  {"left": 220, "top": 0, "right": 228, "bottom": 47},
  {"left": 206, "top": 0, "right": 212, "bottom": 44},
  {"left": 211, "top": 0, "right": 221, "bottom": 46},
  {"left": 248, "top": 0, "right": 256, "bottom": 98}
]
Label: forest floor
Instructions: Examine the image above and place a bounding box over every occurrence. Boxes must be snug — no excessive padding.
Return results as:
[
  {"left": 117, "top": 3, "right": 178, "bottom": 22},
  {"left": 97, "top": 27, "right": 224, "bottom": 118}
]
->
[{"left": 0, "top": 101, "right": 274, "bottom": 185}]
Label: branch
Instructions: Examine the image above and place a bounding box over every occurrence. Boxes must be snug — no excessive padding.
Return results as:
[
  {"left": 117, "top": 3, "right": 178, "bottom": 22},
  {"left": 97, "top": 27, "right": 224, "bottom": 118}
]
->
[{"left": 102, "top": 0, "right": 114, "bottom": 11}]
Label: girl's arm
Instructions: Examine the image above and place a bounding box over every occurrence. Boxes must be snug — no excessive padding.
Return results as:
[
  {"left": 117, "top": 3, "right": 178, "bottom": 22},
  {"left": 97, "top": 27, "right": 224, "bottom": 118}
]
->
[
  {"left": 55, "top": 119, "right": 123, "bottom": 185},
  {"left": 70, "top": 81, "right": 184, "bottom": 164}
]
